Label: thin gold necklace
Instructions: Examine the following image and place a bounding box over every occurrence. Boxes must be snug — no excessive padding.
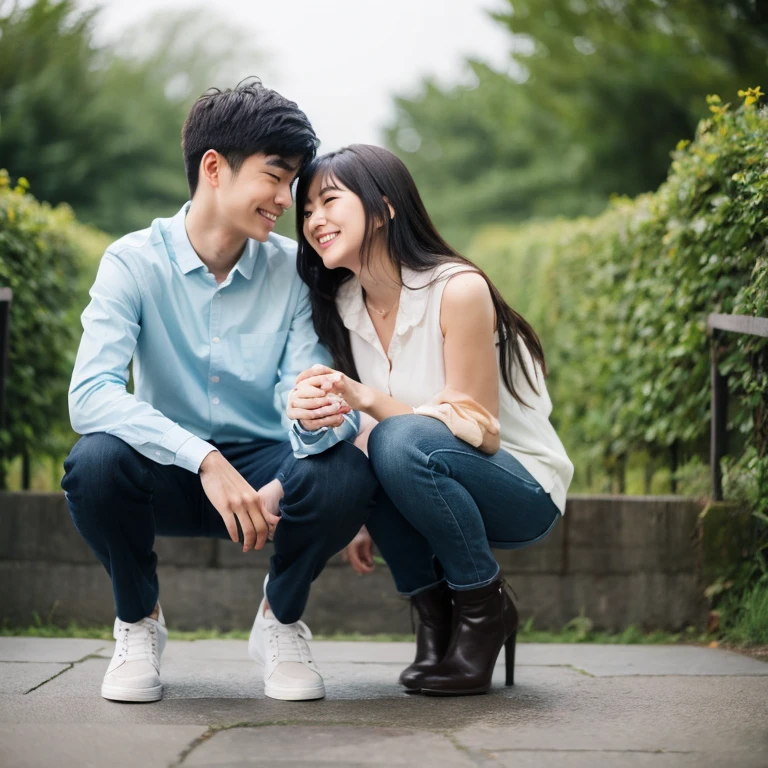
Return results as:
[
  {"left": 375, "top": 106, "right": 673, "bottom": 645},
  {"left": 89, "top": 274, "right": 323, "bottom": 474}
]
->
[{"left": 364, "top": 291, "right": 399, "bottom": 318}]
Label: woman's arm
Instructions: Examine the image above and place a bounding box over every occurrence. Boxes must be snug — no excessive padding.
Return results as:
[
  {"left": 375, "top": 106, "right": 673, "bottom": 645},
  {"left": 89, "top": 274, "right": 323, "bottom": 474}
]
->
[
  {"left": 439, "top": 271, "right": 499, "bottom": 417},
  {"left": 353, "top": 411, "right": 379, "bottom": 455},
  {"left": 293, "top": 272, "right": 500, "bottom": 438}
]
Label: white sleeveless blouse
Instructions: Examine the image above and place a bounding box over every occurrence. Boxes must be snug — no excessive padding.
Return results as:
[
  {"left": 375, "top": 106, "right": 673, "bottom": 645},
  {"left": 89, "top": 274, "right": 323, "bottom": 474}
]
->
[{"left": 336, "top": 263, "right": 574, "bottom": 513}]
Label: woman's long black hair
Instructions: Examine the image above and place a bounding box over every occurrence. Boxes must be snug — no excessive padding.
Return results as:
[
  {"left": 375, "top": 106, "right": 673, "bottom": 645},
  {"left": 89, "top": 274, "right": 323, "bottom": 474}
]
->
[{"left": 294, "top": 144, "right": 546, "bottom": 404}]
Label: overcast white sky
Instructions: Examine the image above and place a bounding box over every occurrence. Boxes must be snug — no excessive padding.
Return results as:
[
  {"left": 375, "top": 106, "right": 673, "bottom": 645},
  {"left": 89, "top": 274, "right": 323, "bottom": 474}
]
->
[{"left": 79, "top": 0, "right": 513, "bottom": 152}]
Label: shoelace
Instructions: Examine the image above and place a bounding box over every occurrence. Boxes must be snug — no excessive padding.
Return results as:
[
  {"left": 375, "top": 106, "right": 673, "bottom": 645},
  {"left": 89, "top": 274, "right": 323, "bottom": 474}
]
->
[
  {"left": 267, "top": 620, "right": 313, "bottom": 664},
  {"left": 116, "top": 621, "right": 159, "bottom": 665}
]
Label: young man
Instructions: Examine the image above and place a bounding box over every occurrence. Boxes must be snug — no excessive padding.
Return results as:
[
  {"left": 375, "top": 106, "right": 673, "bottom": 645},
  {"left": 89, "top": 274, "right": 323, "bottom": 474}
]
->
[{"left": 61, "top": 81, "right": 372, "bottom": 703}]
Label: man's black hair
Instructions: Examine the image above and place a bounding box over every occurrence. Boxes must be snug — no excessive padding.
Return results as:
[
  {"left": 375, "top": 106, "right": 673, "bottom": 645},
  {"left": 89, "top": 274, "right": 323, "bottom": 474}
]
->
[{"left": 182, "top": 77, "right": 319, "bottom": 197}]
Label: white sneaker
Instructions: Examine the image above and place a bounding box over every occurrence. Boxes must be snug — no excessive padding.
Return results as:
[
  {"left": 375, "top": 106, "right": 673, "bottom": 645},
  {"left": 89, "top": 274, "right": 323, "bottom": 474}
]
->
[
  {"left": 248, "top": 577, "right": 325, "bottom": 701},
  {"left": 101, "top": 607, "right": 168, "bottom": 702}
]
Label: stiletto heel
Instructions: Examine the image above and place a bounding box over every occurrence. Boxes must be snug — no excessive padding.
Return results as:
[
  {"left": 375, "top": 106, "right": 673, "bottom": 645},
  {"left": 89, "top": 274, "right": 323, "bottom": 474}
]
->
[
  {"left": 420, "top": 578, "right": 519, "bottom": 696},
  {"left": 505, "top": 630, "right": 517, "bottom": 686}
]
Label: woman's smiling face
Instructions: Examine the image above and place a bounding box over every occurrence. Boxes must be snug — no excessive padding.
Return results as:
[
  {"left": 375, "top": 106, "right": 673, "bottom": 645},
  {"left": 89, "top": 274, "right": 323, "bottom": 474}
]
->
[{"left": 302, "top": 173, "right": 368, "bottom": 273}]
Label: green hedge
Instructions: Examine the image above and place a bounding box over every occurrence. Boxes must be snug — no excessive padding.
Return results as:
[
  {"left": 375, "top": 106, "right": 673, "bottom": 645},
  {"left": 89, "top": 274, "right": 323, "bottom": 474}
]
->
[
  {"left": 467, "top": 91, "right": 768, "bottom": 505},
  {"left": 0, "top": 171, "right": 108, "bottom": 487}
]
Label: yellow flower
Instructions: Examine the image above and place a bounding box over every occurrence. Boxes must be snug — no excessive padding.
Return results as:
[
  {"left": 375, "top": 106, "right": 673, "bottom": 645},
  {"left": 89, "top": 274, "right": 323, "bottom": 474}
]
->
[
  {"left": 675, "top": 139, "right": 690, "bottom": 151},
  {"left": 17, "top": 176, "right": 29, "bottom": 189},
  {"left": 7, "top": 207, "right": 15, "bottom": 223},
  {"left": 738, "top": 86, "right": 764, "bottom": 106}
]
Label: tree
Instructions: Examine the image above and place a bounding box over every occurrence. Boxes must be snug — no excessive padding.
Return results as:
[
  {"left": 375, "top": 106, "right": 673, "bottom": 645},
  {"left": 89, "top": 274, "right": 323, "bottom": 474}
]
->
[
  {"left": 386, "top": 0, "right": 768, "bottom": 250},
  {"left": 0, "top": 0, "right": 261, "bottom": 235}
]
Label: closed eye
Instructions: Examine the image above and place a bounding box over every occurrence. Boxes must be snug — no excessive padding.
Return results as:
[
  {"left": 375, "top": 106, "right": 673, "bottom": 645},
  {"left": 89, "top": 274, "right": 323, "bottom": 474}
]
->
[
  {"left": 322, "top": 196, "right": 337, "bottom": 204},
  {"left": 266, "top": 173, "right": 281, "bottom": 182}
]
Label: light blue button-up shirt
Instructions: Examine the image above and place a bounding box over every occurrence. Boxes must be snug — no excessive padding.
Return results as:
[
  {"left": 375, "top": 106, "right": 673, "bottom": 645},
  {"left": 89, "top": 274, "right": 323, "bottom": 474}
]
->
[{"left": 68, "top": 203, "right": 358, "bottom": 473}]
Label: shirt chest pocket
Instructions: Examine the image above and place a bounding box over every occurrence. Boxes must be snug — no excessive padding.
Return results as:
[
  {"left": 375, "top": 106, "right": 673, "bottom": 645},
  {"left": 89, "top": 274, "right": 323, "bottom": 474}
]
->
[{"left": 237, "top": 331, "right": 289, "bottom": 387}]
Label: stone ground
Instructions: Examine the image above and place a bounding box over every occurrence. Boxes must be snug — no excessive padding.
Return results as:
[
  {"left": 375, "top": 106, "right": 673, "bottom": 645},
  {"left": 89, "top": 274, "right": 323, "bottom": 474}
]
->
[{"left": 1, "top": 638, "right": 767, "bottom": 768}]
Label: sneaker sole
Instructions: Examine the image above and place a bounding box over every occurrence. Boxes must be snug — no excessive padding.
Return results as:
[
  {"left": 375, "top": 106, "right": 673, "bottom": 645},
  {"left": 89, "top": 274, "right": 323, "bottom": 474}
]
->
[
  {"left": 264, "top": 682, "right": 326, "bottom": 701},
  {"left": 101, "top": 683, "right": 163, "bottom": 703}
]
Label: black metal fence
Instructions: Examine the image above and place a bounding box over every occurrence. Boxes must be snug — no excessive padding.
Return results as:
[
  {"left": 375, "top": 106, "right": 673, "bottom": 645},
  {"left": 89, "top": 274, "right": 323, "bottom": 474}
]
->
[
  {"left": 0, "top": 287, "right": 11, "bottom": 430},
  {"left": 707, "top": 312, "right": 768, "bottom": 501}
]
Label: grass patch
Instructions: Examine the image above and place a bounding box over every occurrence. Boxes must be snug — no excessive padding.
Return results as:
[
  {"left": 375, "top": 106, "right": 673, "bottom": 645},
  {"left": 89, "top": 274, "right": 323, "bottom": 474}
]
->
[
  {"left": 515, "top": 617, "right": 713, "bottom": 645},
  {"left": 719, "top": 582, "right": 768, "bottom": 646},
  {"left": 0, "top": 619, "right": 413, "bottom": 642},
  {"left": 0, "top": 617, "right": 715, "bottom": 645}
]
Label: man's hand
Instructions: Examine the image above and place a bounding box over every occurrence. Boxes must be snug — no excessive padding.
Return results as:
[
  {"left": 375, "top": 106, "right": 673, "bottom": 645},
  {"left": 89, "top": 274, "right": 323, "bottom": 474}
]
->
[
  {"left": 288, "top": 364, "right": 353, "bottom": 431},
  {"left": 199, "top": 451, "right": 278, "bottom": 552},
  {"left": 342, "top": 526, "right": 376, "bottom": 575}
]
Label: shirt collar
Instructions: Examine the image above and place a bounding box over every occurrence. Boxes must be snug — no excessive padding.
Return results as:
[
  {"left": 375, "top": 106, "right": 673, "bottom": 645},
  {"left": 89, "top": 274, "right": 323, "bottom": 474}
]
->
[
  {"left": 336, "top": 265, "right": 432, "bottom": 337},
  {"left": 168, "top": 202, "right": 259, "bottom": 281}
]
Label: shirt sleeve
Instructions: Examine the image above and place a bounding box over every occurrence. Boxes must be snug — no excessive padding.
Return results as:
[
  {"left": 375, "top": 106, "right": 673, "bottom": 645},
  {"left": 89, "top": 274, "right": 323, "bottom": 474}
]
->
[
  {"left": 68, "top": 250, "right": 217, "bottom": 473},
  {"left": 274, "top": 280, "right": 360, "bottom": 457}
]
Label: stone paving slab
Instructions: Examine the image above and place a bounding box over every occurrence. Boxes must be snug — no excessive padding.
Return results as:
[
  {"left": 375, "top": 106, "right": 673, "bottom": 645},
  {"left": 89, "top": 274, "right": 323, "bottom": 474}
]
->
[
  {"left": 452, "top": 676, "right": 768, "bottom": 754},
  {"left": 491, "top": 754, "right": 760, "bottom": 768},
  {"left": 2, "top": 662, "right": 70, "bottom": 694},
  {"left": 18, "top": 654, "right": 582, "bottom": 703},
  {"left": 0, "top": 637, "right": 107, "bottom": 662},
  {"left": 0, "top": 723, "right": 208, "bottom": 768},
  {"left": 185, "top": 725, "right": 476, "bottom": 767},
  {"left": 74, "top": 637, "right": 768, "bottom": 675},
  {"left": 0, "top": 639, "right": 766, "bottom": 768},
  {"left": 513, "top": 643, "right": 768, "bottom": 676}
]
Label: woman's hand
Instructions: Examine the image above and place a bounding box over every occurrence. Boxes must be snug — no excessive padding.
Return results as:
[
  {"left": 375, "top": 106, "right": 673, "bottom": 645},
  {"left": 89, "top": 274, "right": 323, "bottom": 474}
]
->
[
  {"left": 287, "top": 369, "right": 352, "bottom": 430},
  {"left": 342, "top": 526, "right": 376, "bottom": 575},
  {"left": 295, "top": 364, "right": 372, "bottom": 413}
]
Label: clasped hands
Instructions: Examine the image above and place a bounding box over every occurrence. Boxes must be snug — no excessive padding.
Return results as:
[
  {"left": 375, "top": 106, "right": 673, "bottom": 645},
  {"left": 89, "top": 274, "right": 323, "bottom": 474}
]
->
[{"left": 286, "top": 364, "right": 369, "bottom": 430}]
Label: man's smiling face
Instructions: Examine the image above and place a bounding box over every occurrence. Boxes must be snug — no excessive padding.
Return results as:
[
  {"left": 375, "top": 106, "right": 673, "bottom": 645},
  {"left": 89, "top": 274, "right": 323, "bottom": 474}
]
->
[{"left": 217, "top": 153, "right": 301, "bottom": 242}]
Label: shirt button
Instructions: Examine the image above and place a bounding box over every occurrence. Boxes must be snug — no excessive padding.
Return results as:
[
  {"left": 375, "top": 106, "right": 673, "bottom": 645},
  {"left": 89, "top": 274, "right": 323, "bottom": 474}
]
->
[
  {"left": 210, "top": 375, "right": 220, "bottom": 383},
  {"left": 212, "top": 337, "right": 220, "bottom": 344},
  {"left": 212, "top": 397, "right": 221, "bottom": 405}
]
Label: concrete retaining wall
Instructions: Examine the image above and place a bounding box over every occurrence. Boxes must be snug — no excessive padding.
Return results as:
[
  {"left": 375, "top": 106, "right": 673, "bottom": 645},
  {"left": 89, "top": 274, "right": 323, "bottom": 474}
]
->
[{"left": 0, "top": 492, "right": 708, "bottom": 632}]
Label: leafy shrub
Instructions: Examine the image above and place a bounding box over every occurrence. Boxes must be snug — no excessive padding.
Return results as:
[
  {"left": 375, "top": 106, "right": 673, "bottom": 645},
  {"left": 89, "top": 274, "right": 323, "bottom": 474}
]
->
[
  {"left": 468, "top": 91, "right": 768, "bottom": 500},
  {"left": 0, "top": 171, "right": 108, "bottom": 486}
]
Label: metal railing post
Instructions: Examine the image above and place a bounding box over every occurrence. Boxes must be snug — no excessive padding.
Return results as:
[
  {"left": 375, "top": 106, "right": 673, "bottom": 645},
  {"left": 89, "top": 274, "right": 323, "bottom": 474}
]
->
[
  {"left": 0, "top": 287, "right": 11, "bottom": 430},
  {"left": 709, "top": 333, "right": 727, "bottom": 501},
  {"left": 706, "top": 312, "right": 768, "bottom": 502}
]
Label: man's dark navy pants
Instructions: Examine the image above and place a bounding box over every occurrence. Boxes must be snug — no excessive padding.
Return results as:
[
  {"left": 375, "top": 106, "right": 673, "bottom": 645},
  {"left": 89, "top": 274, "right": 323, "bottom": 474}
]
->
[{"left": 61, "top": 434, "right": 376, "bottom": 624}]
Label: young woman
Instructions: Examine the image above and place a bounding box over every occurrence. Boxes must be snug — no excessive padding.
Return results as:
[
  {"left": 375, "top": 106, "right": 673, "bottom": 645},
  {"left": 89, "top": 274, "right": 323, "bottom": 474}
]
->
[{"left": 287, "top": 144, "right": 574, "bottom": 696}]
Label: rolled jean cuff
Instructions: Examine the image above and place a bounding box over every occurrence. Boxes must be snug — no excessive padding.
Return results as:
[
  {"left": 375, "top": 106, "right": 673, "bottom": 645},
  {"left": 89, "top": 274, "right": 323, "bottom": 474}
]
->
[
  {"left": 445, "top": 563, "right": 501, "bottom": 592},
  {"left": 397, "top": 577, "right": 447, "bottom": 599}
]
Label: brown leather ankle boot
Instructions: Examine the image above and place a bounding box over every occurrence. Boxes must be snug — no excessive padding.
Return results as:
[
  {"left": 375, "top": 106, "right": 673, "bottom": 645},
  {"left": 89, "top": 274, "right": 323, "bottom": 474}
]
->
[
  {"left": 419, "top": 577, "right": 518, "bottom": 696},
  {"left": 399, "top": 581, "right": 453, "bottom": 691}
]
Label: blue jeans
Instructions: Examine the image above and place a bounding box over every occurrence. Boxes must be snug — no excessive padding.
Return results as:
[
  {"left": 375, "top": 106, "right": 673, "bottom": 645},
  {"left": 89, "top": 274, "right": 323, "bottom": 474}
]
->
[
  {"left": 365, "top": 415, "right": 560, "bottom": 596},
  {"left": 62, "top": 434, "right": 376, "bottom": 624}
]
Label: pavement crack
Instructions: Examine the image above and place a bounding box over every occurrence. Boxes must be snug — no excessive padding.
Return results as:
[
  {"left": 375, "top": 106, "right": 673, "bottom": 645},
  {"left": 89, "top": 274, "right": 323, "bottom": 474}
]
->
[
  {"left": 445, "top": 732, "right": 500, "bottom": 766},
  {"left": 566, "top": 664, "right": 595, "bottom": 677},
  {"left": 20, "top": 650, "right": 107, "bottom": 695},
  {"left": 171, "top": 726, "right": 218, "bottom": 767},
  {"left": 23, "top": 662, "right": 74, "bottom": 694}
]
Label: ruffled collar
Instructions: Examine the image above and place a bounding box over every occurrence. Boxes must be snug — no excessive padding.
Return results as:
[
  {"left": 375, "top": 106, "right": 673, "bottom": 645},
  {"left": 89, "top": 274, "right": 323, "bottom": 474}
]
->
[{"left": 336, "top": 265, "right": 437, "bottom": 342}]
